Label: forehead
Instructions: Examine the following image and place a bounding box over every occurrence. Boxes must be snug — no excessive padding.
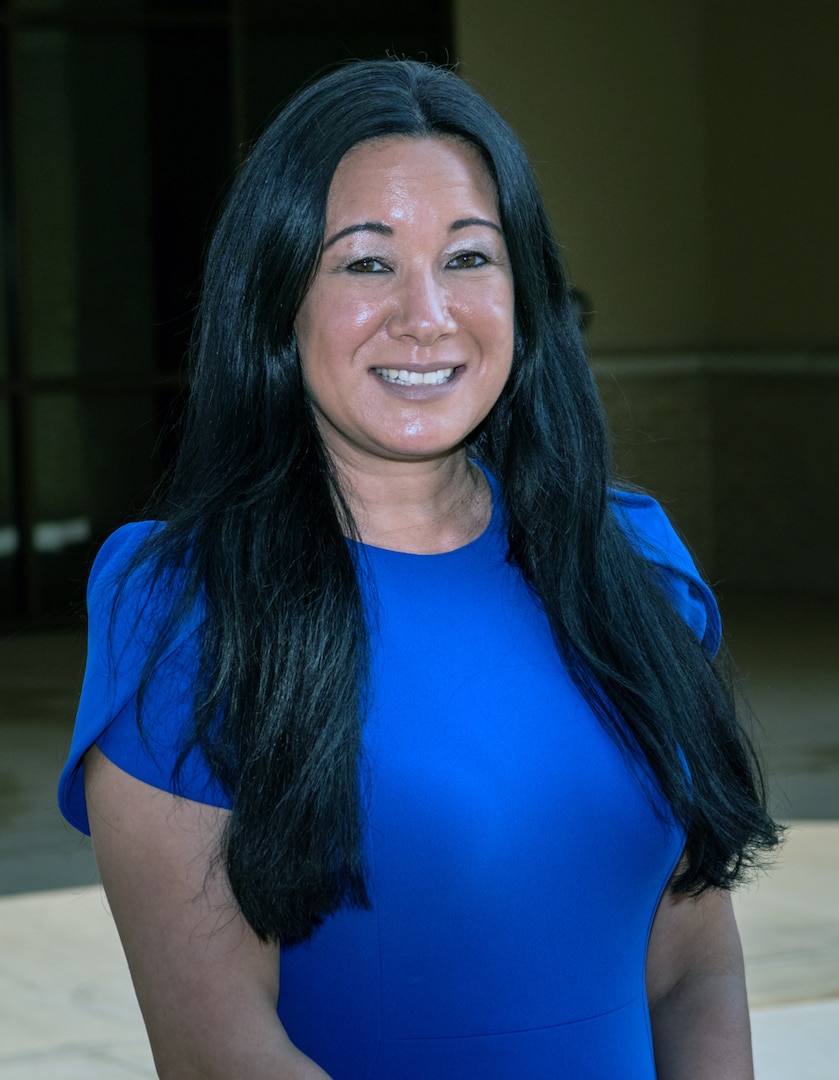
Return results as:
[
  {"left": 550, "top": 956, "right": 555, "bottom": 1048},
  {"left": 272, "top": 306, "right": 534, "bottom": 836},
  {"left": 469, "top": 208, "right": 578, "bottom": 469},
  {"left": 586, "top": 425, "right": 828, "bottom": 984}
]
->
[{"left": 325, "top": 136, "right": 499, "bottom": 220}]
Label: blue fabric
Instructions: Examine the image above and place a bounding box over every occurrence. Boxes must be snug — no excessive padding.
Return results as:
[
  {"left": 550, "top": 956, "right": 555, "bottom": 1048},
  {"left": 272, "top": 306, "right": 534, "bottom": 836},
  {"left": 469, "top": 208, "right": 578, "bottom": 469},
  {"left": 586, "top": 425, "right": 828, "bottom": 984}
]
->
[
  {"left": 58, "top": 484, "right": 720, "bottom": 1078},
  {"left": 608, "top": 489, "right": 721, "bottom": 656},
  {"left": 58, "top": 523, "right": 224, "bottom": 834}
]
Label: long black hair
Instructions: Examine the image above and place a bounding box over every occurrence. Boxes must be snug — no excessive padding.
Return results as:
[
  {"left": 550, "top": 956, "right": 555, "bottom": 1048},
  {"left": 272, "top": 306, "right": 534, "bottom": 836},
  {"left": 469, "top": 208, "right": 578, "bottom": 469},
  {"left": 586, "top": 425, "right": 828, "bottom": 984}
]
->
[{"left": 124, "top": 58, "right": 779, "bottom": 944}]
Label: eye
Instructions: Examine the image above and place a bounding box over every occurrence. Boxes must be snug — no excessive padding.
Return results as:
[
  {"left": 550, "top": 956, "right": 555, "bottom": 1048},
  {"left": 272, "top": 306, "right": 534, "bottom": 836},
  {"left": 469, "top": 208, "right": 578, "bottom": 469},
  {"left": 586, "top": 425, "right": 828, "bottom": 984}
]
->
[
  {"left": 347, "top": 256, "right": 389, "bottom": 273},
  {"left": 446, "top": 251, "right": 489, "bottom": 270}
]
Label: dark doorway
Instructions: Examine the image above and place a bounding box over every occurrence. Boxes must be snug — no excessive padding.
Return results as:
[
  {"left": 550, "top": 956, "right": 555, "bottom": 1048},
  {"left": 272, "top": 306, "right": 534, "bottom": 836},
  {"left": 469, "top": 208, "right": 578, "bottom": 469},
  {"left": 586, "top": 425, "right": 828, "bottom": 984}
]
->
[{"left": 0, "top": 0, "right": 453, "bottom": 626}]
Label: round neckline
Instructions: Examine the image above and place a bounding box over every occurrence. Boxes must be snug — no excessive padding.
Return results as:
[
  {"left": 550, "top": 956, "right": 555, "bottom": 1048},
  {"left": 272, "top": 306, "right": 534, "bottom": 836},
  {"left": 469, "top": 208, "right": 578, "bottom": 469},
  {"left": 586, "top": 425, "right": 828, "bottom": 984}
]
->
[{"left": 348, "top": 461, "right": 502, "bottom": 559}]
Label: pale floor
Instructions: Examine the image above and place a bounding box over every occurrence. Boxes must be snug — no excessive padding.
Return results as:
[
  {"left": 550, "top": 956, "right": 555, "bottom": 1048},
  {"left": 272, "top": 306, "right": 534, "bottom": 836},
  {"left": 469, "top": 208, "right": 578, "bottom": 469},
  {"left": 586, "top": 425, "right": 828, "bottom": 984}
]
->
[{"left": 0, "top": 591, "right": 837, "bottom": 1078}]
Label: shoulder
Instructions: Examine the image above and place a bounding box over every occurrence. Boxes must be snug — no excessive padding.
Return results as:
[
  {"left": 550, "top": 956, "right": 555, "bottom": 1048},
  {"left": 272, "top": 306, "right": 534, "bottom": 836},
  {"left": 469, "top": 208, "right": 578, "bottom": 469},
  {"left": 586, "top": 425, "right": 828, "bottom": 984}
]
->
[
  {"left": 609, "top": 489, "right": 722, "bottom": 657},
  {"left": 86, "top": 520, "right": 165, "bottom": 622},
  {"left": 85, "top": 520, "right": 203, "bottom": 654},
  {"left": 58, "top": 522, "right": 209, "bottom": 835},
  {"left": 90, "top": 519, "right": 162, "bottom": 573}
]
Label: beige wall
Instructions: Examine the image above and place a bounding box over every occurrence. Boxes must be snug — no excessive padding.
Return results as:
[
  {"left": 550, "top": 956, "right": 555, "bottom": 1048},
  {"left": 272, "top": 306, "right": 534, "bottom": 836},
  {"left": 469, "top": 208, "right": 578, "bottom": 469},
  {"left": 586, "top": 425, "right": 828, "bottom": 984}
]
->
[
  {"left": 455, "top": 1, "right": 839, "bottom": 594},
  {"left": 706, "top": 2, "right": 839, "bottom": 347},
  {"left": 455, "top": 0, "right": 839, "bottom": 352},
  {"left": 455, "top": 0, "right": 707, "bottom": 353}
]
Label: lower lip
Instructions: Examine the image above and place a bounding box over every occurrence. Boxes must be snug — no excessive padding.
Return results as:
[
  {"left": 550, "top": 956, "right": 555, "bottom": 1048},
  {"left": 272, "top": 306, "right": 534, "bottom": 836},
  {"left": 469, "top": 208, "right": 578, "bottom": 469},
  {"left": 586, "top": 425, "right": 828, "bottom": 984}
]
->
[{"left": 371, "top": 367, "right": 464, "bottom": 400}]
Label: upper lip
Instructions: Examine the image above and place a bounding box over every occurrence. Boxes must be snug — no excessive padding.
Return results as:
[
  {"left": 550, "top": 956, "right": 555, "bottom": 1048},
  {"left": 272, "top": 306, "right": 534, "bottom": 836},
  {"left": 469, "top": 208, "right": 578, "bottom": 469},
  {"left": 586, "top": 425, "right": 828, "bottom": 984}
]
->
[{"left": 371, "top": 361, "right": 462, "bottom": 373}]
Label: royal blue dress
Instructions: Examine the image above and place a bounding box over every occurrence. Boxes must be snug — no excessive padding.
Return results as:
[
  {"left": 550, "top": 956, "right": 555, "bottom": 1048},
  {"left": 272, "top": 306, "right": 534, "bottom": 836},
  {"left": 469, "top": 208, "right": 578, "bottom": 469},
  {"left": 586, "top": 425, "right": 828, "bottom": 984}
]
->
[{"left": 59, "top": 482, "right": 720, "bottom": 1078}]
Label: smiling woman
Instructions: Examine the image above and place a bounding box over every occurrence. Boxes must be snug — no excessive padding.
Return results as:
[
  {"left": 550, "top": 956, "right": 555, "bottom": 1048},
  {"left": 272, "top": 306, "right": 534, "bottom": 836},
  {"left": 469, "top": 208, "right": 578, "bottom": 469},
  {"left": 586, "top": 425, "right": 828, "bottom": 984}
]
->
[
  {"left": 58, "top": 59, "right": 779, "bottom": 1079},
  {"left": 295, "top": 136, "right": 514, "bottom": 547}
]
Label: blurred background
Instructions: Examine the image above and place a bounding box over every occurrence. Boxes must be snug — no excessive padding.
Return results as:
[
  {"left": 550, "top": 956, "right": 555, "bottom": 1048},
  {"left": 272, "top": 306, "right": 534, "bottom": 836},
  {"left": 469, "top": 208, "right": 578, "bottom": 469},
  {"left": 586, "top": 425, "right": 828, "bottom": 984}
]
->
[
  {"left": 2, "top": 0, "right": 838, "bottom": 623},
  {"left": 0, "top": 1, "right": 837, "bottom": 1077}
]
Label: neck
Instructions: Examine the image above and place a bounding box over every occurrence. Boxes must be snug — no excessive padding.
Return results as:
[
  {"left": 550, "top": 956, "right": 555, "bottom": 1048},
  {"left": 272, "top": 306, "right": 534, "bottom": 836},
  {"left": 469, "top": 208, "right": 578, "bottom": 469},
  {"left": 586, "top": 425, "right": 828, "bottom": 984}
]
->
[{"left": 329, "top": 449, "right": 491, "bottom": 554}]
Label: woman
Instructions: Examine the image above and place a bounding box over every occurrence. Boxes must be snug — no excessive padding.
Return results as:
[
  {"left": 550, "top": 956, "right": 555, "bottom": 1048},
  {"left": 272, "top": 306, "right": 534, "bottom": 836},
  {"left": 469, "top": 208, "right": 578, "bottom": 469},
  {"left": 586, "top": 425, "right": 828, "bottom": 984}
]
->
[{"left": 59, "top": 59, "right": 778, "bottom": 1078}]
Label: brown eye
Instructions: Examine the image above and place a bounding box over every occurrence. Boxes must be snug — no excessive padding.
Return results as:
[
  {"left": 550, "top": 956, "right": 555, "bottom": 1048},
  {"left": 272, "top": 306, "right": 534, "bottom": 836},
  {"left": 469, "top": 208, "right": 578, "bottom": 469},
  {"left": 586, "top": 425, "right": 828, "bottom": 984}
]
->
[
  {"left": 447, "top": 251, "right": 488, "bottom": 269},
  {"left": 347, "top": 257, "right": 388, "bottom": 273}
]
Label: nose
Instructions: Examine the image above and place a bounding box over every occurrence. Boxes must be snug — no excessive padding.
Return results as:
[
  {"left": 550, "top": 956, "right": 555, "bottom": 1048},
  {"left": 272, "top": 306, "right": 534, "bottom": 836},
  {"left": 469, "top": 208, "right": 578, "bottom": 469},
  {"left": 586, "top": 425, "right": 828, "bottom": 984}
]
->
[{"left": 387, "top": 267, "right": 457, "bottom": 345}]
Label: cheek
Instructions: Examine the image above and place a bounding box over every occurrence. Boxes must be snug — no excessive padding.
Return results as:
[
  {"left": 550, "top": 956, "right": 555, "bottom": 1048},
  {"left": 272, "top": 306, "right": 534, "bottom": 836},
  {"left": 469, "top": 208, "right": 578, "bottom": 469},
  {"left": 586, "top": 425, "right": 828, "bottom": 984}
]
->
[
  {"left": 298, "top": 295, "right": 388, "bottom": 364},
  {"left": 293, "top": 292, "right": 317, "bottom": 364},
  {"left": 457, "top": 282, "right": 514, "bottom": 336},
  {"left": 483, "top": 297, "right": 515, "bottom": 373},
  {"left": 345, "top": 297, "right": 386, "bottom": 335},
  {"left": 490, "top": 284, "right": 516, "bottom": 333}
]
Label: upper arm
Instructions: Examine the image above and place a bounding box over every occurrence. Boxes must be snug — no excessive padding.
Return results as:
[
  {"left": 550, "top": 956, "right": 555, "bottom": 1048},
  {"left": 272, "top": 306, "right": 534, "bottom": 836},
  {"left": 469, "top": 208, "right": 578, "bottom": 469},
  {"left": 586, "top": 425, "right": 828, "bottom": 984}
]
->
[
  {"left": 646, "top": 881, "right": 745, "bottom": 1006},
  {"left": 84, "top": 746, "right": 292, "bottom": 1078},
  {"left": 646, "top": 875, "right": 753, "bottom": 1079}
]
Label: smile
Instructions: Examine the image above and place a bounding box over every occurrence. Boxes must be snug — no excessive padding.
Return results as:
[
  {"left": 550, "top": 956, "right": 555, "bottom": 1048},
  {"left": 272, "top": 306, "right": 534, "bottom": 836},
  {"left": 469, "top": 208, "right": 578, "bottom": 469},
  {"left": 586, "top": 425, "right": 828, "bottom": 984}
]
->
[{"left": 374, "top": 367, "right": 456, "bottom": 387}]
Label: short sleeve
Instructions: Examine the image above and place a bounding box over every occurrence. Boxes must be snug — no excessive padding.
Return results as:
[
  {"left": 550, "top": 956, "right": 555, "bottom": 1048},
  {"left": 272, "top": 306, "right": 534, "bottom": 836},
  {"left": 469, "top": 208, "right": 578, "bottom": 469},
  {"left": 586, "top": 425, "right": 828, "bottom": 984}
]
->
[
  {"left": 57, "top": 522, "right": 229, "bottom": 836},
  {"left": 609, "top": 490, "right": 722, "bottom": 658}
]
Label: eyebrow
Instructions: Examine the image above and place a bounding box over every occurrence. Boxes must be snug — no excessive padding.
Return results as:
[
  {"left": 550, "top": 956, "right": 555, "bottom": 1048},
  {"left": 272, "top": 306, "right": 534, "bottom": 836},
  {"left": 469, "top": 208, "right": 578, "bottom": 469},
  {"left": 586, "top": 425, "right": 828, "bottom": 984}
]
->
[
  {"left": 450, "top": 217, "right": 504, "bottom": 236},
  {"left": 323, "top": 216, "right": 504, "bottom": 250},
  {"left": 323, "top": 222, "right": 392, "bottom": 250}
]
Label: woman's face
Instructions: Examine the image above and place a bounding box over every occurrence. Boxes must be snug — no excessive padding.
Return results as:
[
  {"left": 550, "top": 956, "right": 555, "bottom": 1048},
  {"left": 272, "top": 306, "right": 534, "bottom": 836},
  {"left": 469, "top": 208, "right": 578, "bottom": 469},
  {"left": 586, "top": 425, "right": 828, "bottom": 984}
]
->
[{"left": 295, "top": 136, "right": 515, "bottom": 470}]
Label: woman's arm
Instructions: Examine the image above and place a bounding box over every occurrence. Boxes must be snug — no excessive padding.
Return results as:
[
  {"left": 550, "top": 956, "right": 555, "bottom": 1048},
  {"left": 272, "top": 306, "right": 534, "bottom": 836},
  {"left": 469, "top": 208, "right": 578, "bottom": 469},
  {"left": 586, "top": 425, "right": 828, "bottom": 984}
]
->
[
  {"left": 646, "top": 876, "right": 753, "bottom": 1080},
  {"left": 84, "top": 746, "right": 331, "bottom": 1080}
]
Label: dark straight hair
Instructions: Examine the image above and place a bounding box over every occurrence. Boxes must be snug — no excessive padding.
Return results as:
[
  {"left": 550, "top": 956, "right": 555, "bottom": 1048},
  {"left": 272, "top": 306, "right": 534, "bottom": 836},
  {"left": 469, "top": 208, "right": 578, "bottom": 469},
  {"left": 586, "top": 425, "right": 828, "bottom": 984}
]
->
[{"left": 123, "top": 58, "right": 779, "bottom": 943}]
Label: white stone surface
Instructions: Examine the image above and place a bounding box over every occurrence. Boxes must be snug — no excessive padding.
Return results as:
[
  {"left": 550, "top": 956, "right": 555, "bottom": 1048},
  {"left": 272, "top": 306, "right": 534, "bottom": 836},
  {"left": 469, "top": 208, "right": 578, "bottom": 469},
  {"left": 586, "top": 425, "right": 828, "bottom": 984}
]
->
[
  {"left": 751, "top": 1000, "right": 839, "bottom": 1080},
  {"left": 733, "top": 822, "right": 839, "bottom": 1008},
  {"left": 0, "top": 887, "right": 155, "bottom": 1078}
]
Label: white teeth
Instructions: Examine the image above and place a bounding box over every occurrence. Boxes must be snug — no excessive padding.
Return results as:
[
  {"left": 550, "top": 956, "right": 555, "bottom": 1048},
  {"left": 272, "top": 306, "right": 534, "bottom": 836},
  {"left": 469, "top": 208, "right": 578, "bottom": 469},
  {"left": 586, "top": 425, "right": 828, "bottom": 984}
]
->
[{"left": 375, "top": 367, "right": 455, "bottom": 387}]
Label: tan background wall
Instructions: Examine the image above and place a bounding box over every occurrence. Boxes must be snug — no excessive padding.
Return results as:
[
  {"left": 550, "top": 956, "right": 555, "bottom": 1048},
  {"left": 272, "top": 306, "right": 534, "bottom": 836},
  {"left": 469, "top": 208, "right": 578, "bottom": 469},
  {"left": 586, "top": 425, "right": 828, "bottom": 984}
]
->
[
  {"left": 706, "top": 2, "right": 839, "bottom": 348},
  {"left": 455, "top": 0, "right": 839, "bottom": 595},
  {"left": 456, "top": 0, "right": 839, "bottom": 352},
  {"left": 456, "top": 0, "right": 708, "bottom": 353}
]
